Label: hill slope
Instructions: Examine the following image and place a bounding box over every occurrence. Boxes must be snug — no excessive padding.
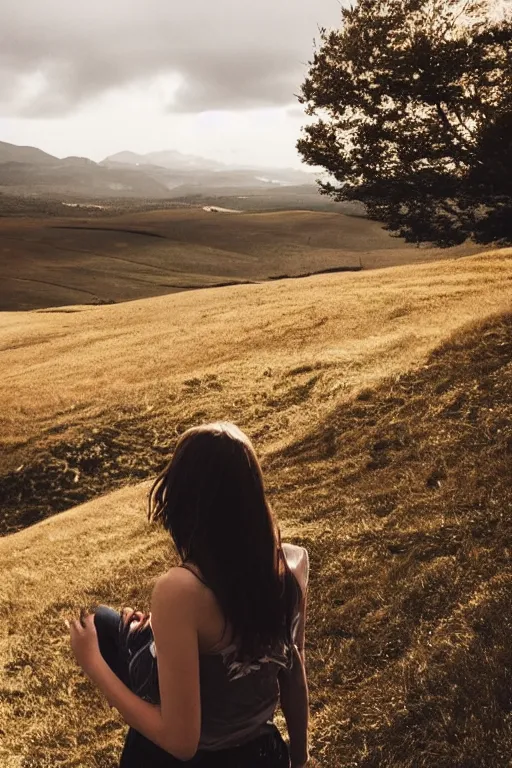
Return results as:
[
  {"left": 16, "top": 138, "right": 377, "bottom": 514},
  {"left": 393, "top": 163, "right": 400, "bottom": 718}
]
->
[
  {"left": 0, "top": 140, "right": 58, "bottom": 165},
  {"left": 1, "top": 247, "right": 511, "bottom": 532},
  {"left": 0, "top": 158, "right": 171, "bottom": 203},
  {"left": 0, "top": 207, "right": 482, "bottom": 311},
  {"left": 0, "top": 307, "right": 511, "bottom": 767}
]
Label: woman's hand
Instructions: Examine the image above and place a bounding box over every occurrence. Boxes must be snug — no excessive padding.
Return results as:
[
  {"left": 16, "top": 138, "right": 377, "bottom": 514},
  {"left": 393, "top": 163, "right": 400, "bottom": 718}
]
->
[
  {"left": 289, "top": 744, "right": 310, "bottom": 768},
  {"left": 67, "top": 611, "right": 102, "bottom": 678},
  {"left": 121, "top": 607, "right": 151, "bottom": 633}
]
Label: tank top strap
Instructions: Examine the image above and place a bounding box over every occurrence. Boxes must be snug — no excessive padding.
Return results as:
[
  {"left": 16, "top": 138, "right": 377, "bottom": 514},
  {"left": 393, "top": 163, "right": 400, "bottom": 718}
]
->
[{"left": 179, "top": 561, "right": 209, "bottom": 587}]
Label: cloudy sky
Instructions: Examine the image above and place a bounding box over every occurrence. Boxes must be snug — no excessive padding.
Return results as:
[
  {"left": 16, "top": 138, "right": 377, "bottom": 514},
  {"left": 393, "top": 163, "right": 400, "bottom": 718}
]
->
[{"left": 0, "top": 0, "right": 344, "bottom": 168}]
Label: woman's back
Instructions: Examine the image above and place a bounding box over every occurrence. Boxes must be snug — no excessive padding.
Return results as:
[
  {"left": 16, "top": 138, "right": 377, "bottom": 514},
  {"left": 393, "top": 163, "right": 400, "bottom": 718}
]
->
[
  {"left": 175, "top": 543, "right": 309, "bottom": 750},
  {"left": 91, "top": 422, "right": 311, "bottom": 766},
  {"left": 181, "top": 544, "right": 309, "bottom": 655}
]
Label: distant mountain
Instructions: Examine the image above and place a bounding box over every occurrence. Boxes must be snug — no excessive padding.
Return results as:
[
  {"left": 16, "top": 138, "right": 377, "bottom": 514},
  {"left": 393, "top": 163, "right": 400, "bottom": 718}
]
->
[
  {"left": 104, "top": 149, "right": 224, "bottom": 172},
  {"left": 103, "top": 151, "right": 147, "bottom": 166},
  {"left": 0, "top": 140, "right": 318, "bottom": 200},
  {"left": 0, "top": 142, "right": 96, "bottom": 168},
  {"left": 103, "top": 149, "right": 318, "bottom": 193},
  {"left": 61, "top": 156, "right": 98, "bottom": 167},
  {"left": 103, "top": 149, "right": 316, "bottom": 184},
  {"left": 0, "top": 140, "right": 58, "bottom": 165},
  {"left": 148, "top": 150, "right": 224, "bottom": 171},
  {"left": 0, "top": 142, "right": 172, "bottom": 199}
]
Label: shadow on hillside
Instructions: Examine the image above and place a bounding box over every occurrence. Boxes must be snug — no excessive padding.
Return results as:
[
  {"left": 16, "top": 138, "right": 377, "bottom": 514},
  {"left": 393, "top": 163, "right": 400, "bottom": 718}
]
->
[
  {"left": 262, "top": 312, "right": 512, "bottom": 767},
  {"left": 0, "top": 417, "right": 177, "bottom": 535},
  {"left": 272, "top": 311, "right": 512, "bottom": 470}
]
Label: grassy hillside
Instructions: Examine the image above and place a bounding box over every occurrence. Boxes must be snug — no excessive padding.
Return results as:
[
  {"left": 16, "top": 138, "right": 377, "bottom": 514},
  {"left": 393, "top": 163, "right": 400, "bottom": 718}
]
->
[
  {"left": 0, "top": 249, "right": 511, "bottom": 767},
  {"left": 0, "top": 309, "right": 511, "bottom": 767},
  {"left": 1, "top": 248, "right": 511, "bottom": 536},
  {"left": 0, "top": 207, "right": 482, "bottom": 310}
]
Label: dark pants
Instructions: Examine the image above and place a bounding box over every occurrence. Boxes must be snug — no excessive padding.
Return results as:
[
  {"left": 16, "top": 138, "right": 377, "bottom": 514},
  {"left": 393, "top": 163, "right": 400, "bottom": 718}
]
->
[{"left": 94, "top": 606, "right": 290, "bottom": 768}]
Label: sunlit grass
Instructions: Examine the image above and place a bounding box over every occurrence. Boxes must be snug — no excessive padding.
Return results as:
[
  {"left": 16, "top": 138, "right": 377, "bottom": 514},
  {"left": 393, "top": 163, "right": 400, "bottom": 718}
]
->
[{"left": 0, "top": 248, "right": 511, "bottom": 766}]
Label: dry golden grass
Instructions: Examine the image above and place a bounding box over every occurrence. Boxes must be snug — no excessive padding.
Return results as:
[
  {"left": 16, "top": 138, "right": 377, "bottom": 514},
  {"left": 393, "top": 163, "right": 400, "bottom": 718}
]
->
[
  {"left": 0, "top": 247, "right": 511, "bottom": 766},
  {"left": 1, "top": 246, "right": 511, "bottom": 533}
]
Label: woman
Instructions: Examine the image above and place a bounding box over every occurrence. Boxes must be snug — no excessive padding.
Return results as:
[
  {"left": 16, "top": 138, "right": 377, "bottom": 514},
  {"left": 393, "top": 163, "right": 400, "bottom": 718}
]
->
[{"left": 68, "top": 422, "right": 310, "bottom": 767}]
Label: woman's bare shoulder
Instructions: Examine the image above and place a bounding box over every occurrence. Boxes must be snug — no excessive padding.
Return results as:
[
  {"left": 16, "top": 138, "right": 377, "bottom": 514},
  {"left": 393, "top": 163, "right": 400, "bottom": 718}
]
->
[
  {"left": 153, "top": 566, "right": 204, "bottom": 600},
  {"left": 151, "top": 567, "right": 205, "bottom": 628}
]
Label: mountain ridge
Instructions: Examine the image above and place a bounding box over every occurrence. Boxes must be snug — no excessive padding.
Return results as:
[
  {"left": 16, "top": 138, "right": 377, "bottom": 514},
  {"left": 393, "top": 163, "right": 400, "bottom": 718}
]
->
[
  {"left": 0, "top": 140, "right": 315, "bottom": 178},
  {"left": 0, "top": 140, "right": 59, "bottom": 165},
  {"left": 0, "top": 140, "right": 318, "bottom": 198}
]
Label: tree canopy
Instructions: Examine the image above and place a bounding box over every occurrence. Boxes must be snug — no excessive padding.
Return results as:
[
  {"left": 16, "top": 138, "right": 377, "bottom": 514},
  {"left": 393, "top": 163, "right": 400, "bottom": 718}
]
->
[{"left": 297, "top": 0, "right": 512, "bottom": 246}]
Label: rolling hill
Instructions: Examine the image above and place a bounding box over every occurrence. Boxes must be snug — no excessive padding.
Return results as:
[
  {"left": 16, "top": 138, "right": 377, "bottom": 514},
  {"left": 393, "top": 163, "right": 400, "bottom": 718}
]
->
[
  {"left": 0, "top": 157, "right": 171, "bottom": 200},
  {"left": 0, "top": 140, "right": 58, "bottom": 165},
  {"left": 0, "top": 207, "right": 483, "bottom": 311},
  {"left": 0, "top": 248, "right": 511, "bottom": 767},
  {"left": 1, "top": 246, "right": 511, "bottom": 529}
]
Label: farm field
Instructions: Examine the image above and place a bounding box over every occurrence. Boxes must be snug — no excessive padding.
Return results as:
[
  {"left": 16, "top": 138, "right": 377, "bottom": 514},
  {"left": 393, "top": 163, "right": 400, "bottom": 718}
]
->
[{"left": 0, "top": 206, "right": 481, "bottom": 310}]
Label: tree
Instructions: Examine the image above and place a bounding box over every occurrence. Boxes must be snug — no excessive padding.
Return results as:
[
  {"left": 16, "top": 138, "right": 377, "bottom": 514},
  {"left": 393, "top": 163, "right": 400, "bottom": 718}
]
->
[{"left": 297, "top": 0, "right": 512, "bottom": 246}]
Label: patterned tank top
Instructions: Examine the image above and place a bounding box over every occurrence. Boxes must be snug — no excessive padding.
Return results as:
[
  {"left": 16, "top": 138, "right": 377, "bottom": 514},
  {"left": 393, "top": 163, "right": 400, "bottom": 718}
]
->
[{"left": 180, "top": 543, "right": 309, "bottom": 751}]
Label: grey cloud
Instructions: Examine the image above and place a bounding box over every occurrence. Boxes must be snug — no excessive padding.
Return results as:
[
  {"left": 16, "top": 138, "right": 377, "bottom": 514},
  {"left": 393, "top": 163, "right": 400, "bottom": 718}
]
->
[
  {"left": 171, "top": 49, "right": 303, "bottom": 113},
  {"left": 0, "top": 0, "right": 342, "bottom": 117}
]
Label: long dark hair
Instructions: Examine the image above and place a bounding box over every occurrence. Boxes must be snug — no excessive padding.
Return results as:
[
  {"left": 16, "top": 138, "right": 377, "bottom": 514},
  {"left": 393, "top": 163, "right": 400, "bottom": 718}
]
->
[{"left": 148, "top": 422, "right": 301, "bottom": 661}]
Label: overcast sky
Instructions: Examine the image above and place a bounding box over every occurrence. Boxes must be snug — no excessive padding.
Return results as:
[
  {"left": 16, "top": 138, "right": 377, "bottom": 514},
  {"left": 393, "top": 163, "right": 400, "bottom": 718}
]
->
[{"left": 0, "top": 0, "right": 344, "bottom": 167}]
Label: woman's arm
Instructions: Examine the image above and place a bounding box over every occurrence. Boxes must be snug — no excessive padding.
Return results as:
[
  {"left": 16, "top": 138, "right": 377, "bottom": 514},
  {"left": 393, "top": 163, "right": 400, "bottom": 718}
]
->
[
  {"left": 279, "top": 644, "right": 309, "bottom": 768},
  {"left": 85, "top": 659, "right": 177, "bottom": 753},
  {"left": 282, "top": 544, "right": 309, "bottom": 662},
  {"left": 149, "top": 570, "right": 202, "bottom": 759},
  {"left": 69, "top": 569, "right": 201, "bottom": 761}
]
